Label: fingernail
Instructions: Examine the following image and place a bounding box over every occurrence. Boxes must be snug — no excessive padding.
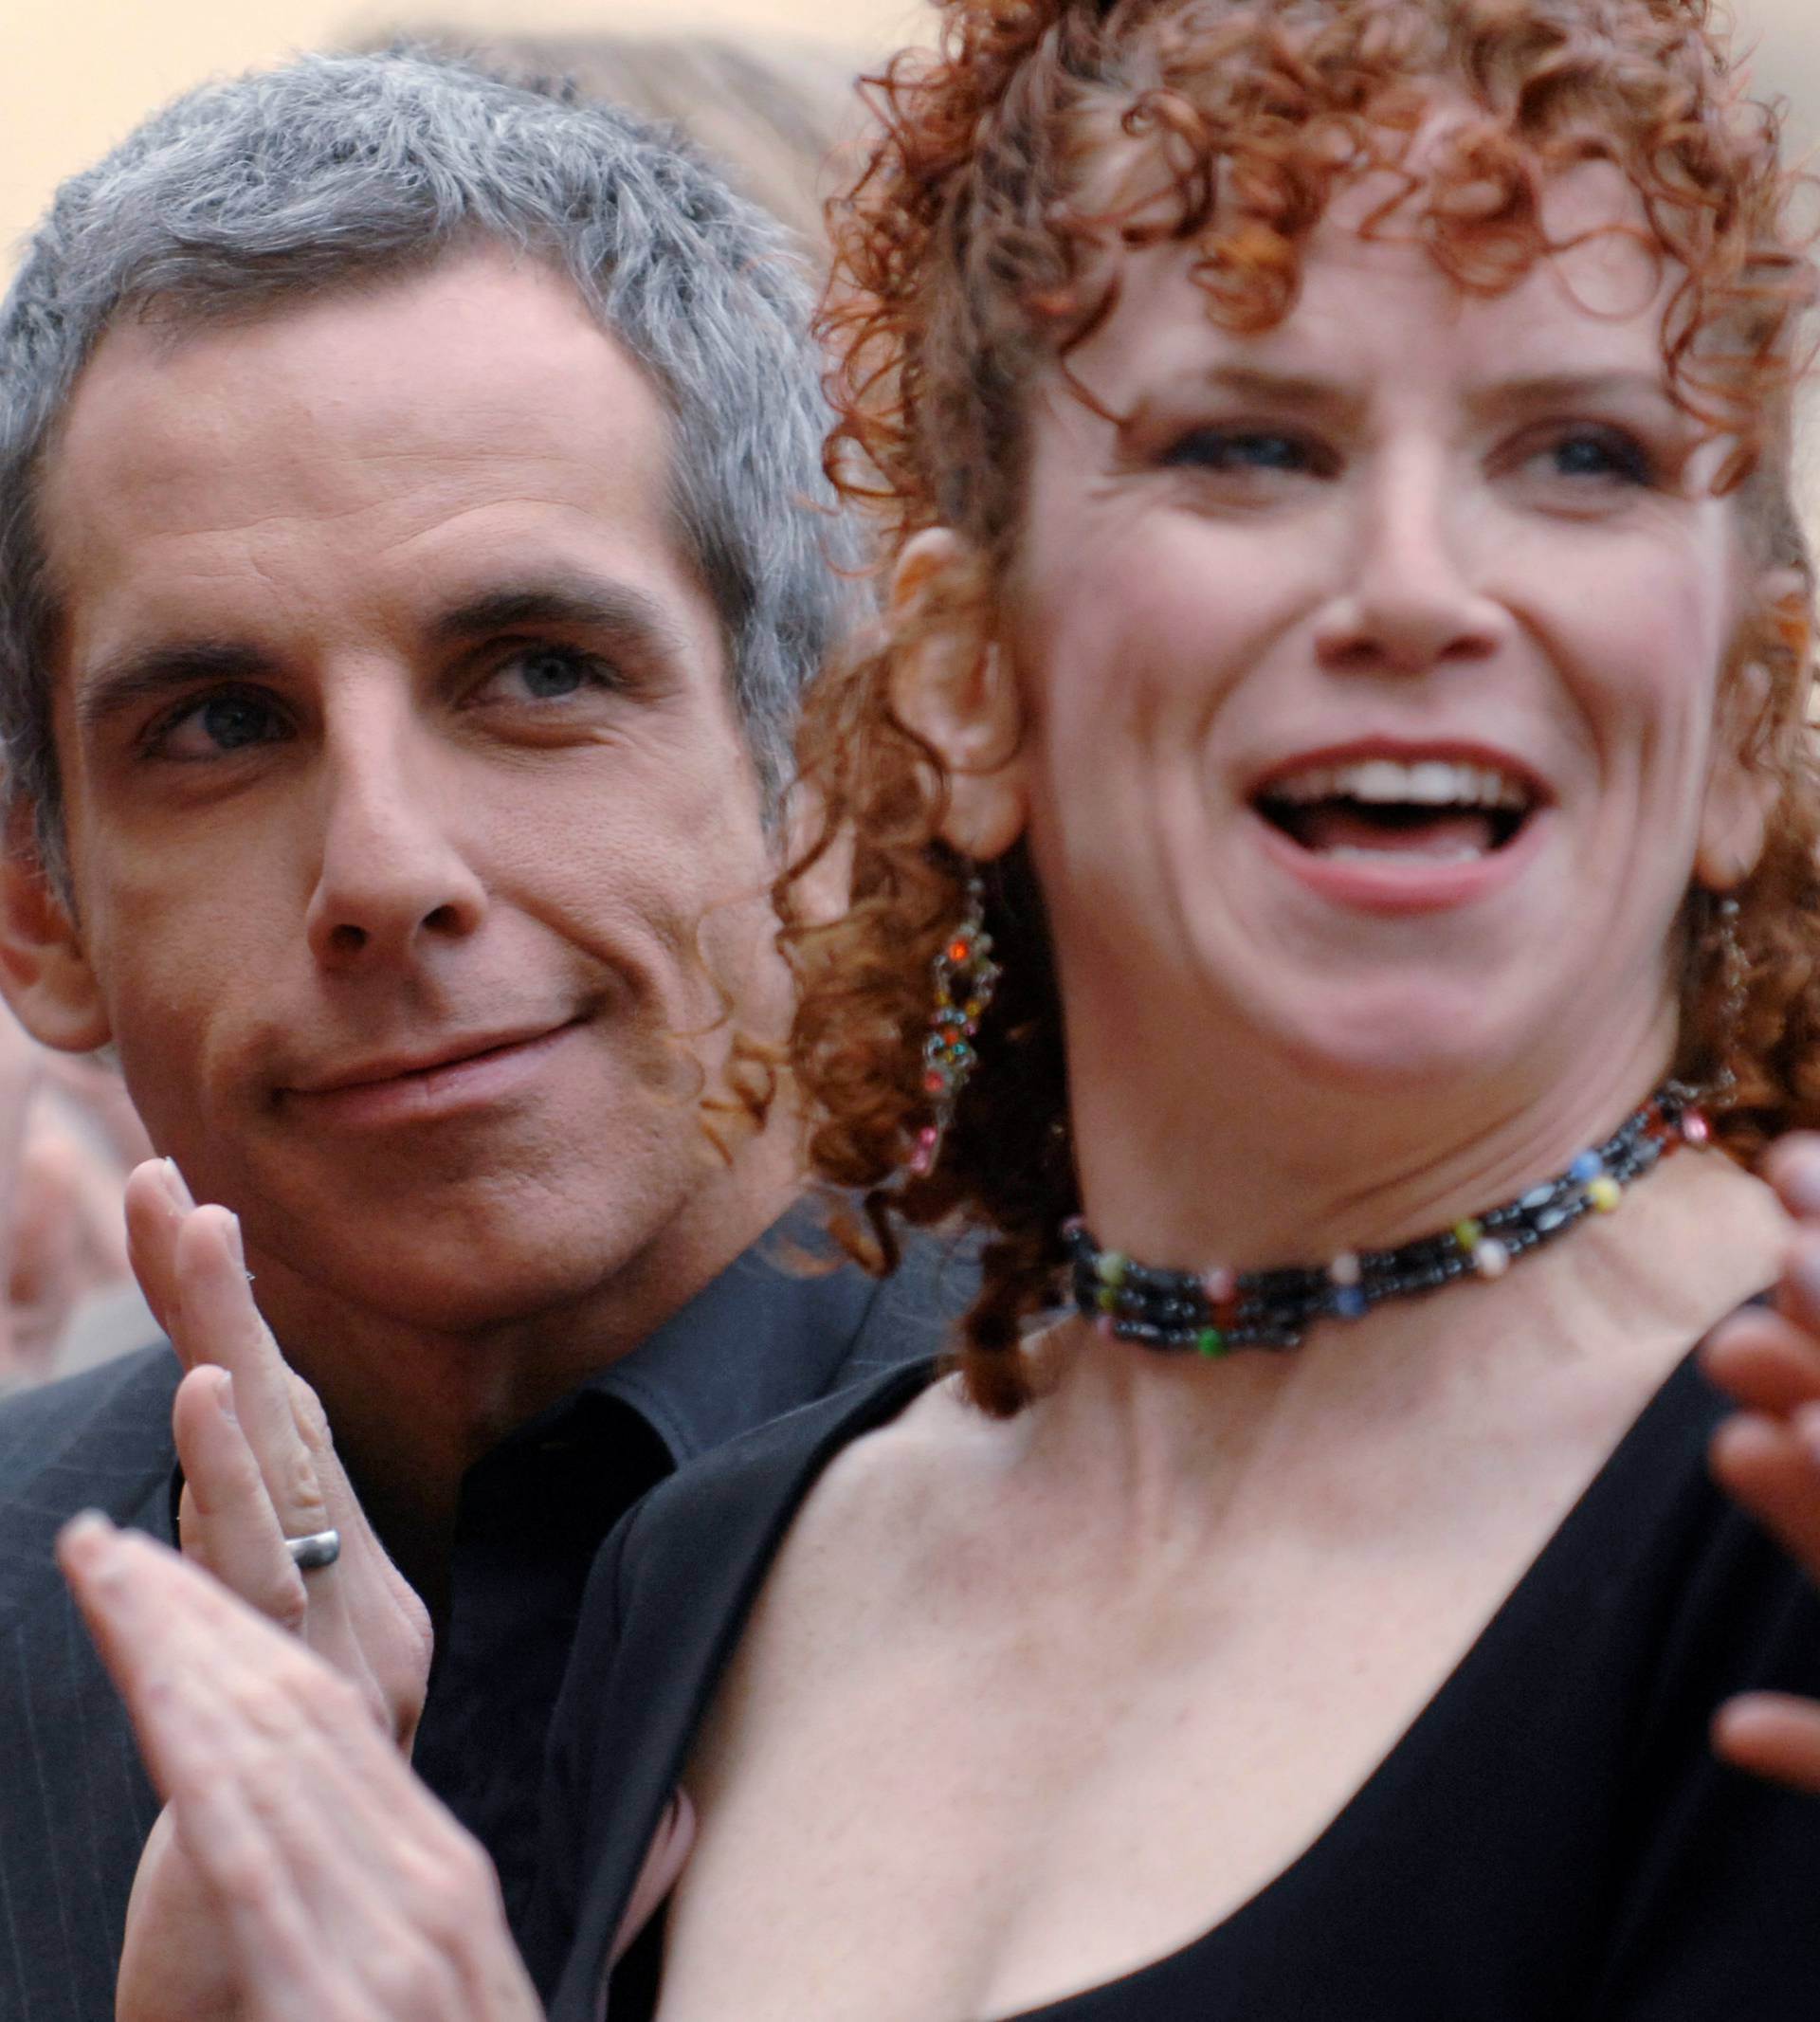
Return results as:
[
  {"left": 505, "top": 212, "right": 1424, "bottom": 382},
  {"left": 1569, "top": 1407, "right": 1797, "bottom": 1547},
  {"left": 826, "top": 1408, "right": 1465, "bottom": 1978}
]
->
[
  {"left": 215, "top": 1369, "right": 237, "bottom": 1423},
  {"left": 225, "top": 1213, "right": 244, "bottom": 1270},
  {"left": 56, "top": 1508, "right": 116, "bottom": 1565},
  {"left": 163, "top": 1157, "right": 194, "bottom": 1211},
  {"left": 1784, "top": 1156, "right": 1820, "bottom": 1218}
]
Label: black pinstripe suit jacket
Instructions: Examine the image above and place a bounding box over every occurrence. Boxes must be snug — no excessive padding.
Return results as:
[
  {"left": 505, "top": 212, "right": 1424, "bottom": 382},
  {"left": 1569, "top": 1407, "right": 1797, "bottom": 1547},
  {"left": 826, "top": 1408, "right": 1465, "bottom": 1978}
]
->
[{"left": 0, "top": 1343, "right": 179, "bottom": 2022}]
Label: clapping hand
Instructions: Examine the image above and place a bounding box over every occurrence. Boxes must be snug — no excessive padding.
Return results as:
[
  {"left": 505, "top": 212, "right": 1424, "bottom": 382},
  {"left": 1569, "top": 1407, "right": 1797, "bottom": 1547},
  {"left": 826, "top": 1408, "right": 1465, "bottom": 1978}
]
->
[
  {"left": 1704, "top": 1135, "right": 1820, "bottom": 1792},
  {"left": 58, "top": 1514, "right": 540, "bottom": 2022},
  {"left": 123, "top": 1157, "right": 431, "bottom": 1736},
  {"left": 98, "top": 1158, "right": 436, "bottom": 2021}
]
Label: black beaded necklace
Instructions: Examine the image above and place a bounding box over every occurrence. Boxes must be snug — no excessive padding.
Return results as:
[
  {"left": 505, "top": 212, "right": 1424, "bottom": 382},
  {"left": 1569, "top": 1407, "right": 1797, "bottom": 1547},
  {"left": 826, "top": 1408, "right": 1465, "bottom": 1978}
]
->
[{"left": 1065, "top": 1081, "right": 1709, "bottom": 1357}]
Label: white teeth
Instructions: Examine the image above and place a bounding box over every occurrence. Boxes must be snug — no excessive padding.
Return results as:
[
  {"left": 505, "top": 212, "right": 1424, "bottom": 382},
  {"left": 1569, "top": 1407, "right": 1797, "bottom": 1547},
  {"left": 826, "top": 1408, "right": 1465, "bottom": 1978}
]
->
[
  {"left": 1326, "top": 843, "right": 1486, "bottom": 862},
  {"left": 1267, "top": 758, "right": 1528, "bottom": 810}
]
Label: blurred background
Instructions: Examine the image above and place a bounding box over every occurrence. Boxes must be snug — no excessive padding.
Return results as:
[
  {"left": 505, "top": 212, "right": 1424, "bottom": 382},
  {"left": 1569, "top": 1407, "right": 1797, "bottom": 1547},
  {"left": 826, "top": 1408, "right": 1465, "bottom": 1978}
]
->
[
  {"left": 2, "top": 0, "right": 926, "bottom": 268},
  {"left": 7, "top": 0, "right": 1820, "bottom": 270},
  {"left": 0, "top": 0, "right": 1818, "bottom": 1387}
]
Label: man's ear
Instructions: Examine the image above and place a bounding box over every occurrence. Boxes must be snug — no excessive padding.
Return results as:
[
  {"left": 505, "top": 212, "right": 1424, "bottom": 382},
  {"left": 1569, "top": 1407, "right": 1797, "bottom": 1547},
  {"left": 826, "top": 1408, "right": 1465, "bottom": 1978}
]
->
[
  {"left": 1696, "top": 568, "right": 1807, "bottom": 893},
  {"left": 0, "top": 809, "right": 110, "bottom": 1051},
  {"left": 887, "top": 528, "right": 1029, "bottom": 862}
]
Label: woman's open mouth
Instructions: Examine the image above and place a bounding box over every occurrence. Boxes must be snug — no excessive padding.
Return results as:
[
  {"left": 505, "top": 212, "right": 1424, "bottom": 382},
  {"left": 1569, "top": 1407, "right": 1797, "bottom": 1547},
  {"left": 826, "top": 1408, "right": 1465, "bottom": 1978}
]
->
[{"left": 1254, "top": 756, "right": 1538, "bottom": 864}]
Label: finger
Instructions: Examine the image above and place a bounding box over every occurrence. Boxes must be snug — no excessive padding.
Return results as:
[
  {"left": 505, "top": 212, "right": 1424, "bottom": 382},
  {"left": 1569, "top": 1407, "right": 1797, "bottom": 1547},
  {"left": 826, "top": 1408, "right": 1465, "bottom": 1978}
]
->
[
  {"left": 278, "top": 1374, "right": 434, "bottom": 1722},
  {"left": 1713, "top": 1690, "right": 1820, "bottom": 1795},
  {"left": 1710, "top": 1408, "right": 1820, "bottom": 1577},
  {"left": 173, "top": 1366, "right": 309, "bottom": 1632},
  {"left": 1766, "top": 1134, "right": 1820, "bottom": 1227},
  {"left": 171, "top": 1215, "right": 430, "bottom": 1736},
  {"left": 173, "top": 1209, "right": 333, "bottom": 1549},
  {"left": 1701, "top": 1308, "right": 1820, "bottom": 1417},
  {"left": 124, "top": 1158, "right": 192, "bottom": 1342}
]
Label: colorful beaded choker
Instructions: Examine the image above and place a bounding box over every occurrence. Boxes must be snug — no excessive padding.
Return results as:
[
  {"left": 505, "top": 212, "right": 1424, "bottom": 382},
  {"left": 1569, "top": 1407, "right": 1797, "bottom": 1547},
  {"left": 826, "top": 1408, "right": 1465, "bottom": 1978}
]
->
[{"left": 1065, "top": 1082, "right": 1709, "bottom": 1357}]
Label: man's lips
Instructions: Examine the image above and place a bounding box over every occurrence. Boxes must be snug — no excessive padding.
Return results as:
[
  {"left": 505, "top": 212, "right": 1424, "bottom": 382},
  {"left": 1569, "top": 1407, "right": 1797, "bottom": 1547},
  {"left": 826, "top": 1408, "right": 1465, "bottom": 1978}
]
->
[
  {"left": 283, "top": 1022, "right": 577, "bottom": 1097},
  {"left": 277, "top": 1018, "right": 588, "bottom": 1125}
]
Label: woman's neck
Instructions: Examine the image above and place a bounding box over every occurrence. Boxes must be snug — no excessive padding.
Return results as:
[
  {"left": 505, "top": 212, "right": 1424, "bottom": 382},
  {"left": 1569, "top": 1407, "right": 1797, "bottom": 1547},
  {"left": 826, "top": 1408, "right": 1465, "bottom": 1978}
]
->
[
  {"left": 1022, "top": 1139, "right": 1785, "bottom": 1525},
  {"left": 1064, "top": 982, "right": 1683, "bottom": 1273}
]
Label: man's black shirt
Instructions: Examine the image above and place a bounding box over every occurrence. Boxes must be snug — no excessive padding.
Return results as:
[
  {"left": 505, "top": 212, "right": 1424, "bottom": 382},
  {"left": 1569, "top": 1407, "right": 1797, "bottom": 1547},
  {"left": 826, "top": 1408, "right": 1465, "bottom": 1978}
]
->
[{"left": 410, "top": 1217, "right": 969, "bottom": 1937}]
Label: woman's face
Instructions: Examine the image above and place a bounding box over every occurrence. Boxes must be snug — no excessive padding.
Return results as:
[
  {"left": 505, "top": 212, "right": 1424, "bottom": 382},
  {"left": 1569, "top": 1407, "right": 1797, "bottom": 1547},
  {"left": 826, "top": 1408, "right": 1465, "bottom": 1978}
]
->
[{"left": 993, "top": 159, "right": 1773, "bottom": 1097}]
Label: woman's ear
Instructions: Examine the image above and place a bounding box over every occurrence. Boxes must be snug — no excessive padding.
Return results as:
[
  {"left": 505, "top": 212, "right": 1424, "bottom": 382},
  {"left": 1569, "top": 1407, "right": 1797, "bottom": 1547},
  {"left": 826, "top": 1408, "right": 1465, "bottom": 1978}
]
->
[
  {"left": 1696, "top": 568, "right": 1808, "bottom": 892},
  {"left": 887, "top": 528, "right": 1029, "bottom": 861},
  {"left": 0, "top": 809, "right": 111, "bottom": 1053}
]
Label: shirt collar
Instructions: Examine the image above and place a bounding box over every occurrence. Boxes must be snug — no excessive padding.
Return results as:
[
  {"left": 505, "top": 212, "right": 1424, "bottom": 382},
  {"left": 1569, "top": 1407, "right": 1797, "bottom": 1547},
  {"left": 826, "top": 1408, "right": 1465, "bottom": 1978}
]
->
[{"left": 582, "top": 1201, "right": 896, "bottom": 1467}]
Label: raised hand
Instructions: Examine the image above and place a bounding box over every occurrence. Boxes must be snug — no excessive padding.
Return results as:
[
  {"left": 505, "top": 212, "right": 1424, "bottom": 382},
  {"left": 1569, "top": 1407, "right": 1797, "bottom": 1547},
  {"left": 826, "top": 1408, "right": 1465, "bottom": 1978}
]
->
[
  {"left": 60, "top": 1514, "right": 540, "bottom": 2022},
  {"left": 124, "top": 1157, "right": 431, "bottom": 1734},
  {"left": 1703, "top": 1134, "right": 1820, "bottom": 1793},
  {"left": 116, "top": 1159, "right": 433, "bottom": 2021}
]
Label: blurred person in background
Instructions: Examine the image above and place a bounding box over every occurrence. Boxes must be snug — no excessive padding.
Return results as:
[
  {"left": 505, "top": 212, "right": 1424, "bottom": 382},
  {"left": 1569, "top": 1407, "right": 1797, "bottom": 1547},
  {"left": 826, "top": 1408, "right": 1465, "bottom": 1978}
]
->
[
  {"left": 0, "top": 44, "right": 966, "bottom": 2021},
  {"left": 0, "top": 1011, "right": 153, "bottom": 1394}
]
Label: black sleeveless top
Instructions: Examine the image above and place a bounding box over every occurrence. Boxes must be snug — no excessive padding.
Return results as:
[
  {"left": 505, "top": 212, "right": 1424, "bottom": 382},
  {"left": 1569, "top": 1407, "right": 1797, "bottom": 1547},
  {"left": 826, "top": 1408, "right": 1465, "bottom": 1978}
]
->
[{"left": 532, "top": 1343, "right": 1820, "bottom": 2020}]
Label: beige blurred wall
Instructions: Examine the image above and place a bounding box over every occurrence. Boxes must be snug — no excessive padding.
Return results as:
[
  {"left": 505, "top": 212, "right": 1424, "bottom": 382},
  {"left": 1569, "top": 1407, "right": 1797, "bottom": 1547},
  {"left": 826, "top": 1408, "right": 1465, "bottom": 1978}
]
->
[
  {"left": 0, "top": 0, "right": 926, "bottom": 269},
  {"left": 6, "top": 0, "right": 1820, "bottom": 269}
]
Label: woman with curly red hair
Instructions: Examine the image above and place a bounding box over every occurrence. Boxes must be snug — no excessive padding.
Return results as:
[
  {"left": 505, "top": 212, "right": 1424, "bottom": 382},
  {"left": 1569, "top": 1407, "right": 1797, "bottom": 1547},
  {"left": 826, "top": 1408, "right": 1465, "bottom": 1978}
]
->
[{"left": 57, "top": 0, "right": 1820, "bottom": 2016}]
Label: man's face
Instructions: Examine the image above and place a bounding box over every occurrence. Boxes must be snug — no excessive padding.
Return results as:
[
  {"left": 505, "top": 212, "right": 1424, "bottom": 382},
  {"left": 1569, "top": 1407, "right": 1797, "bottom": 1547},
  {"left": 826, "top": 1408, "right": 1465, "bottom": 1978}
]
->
[{"left": 27, "top": 248, "right": 796, "bottom": 1334}]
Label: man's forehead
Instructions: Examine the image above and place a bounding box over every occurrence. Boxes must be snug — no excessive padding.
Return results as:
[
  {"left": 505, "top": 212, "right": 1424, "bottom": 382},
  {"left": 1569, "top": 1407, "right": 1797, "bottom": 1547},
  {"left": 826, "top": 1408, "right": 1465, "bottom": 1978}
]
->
[
  {"left": 43, "top": 248, "right": 678, "bottom": 557},
  {"left": 37, "top": 249, "right": 715, "bottom": 662}
]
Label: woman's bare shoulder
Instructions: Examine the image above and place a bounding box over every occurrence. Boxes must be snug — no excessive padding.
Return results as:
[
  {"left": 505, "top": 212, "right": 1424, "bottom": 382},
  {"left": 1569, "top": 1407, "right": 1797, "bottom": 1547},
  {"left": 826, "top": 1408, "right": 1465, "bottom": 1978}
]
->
[{"left": 745, "top": 1370, "right": 1030, "bottom": 1646}]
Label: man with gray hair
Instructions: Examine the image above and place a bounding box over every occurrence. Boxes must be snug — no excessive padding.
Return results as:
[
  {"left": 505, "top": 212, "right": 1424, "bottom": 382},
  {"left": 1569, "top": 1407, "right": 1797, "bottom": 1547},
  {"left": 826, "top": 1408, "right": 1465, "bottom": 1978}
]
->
[{"left": 0, "top": 46, "right": 955, "bottom": 2015}]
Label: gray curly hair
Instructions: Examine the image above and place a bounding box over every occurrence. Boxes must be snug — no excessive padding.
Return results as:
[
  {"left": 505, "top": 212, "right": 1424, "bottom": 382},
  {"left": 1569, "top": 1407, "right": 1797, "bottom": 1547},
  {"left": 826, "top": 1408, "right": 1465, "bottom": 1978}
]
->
[{"left": 0, "top": 45, "right": 851, "bottom": 874}]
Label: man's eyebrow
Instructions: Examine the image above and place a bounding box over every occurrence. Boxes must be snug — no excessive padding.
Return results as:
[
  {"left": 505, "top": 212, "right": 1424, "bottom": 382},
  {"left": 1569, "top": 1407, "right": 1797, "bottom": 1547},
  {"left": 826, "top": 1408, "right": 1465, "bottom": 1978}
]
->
[
  {"left": 75, "top": 642, "right": 282, "bottom": 737},
  {"left": 74, "top": 576, "right": 695, "bottom": 737},
  {"left": 427, "top": 577, "right": 692, "bottom": 665}
]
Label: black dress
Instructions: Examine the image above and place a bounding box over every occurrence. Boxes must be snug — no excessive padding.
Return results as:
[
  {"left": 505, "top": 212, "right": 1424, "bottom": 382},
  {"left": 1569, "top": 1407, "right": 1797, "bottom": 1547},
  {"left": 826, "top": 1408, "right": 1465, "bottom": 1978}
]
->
[{"left": 533, "top": 1344, "right": 1820, "bottom": 2020}]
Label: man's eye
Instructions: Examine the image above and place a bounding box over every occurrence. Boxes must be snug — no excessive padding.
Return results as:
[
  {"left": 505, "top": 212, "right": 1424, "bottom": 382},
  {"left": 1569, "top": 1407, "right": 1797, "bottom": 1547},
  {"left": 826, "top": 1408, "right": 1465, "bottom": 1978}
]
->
[
  {"left": 484, "top": 646, "right": 616, "bottom": 703},
  {"left": 1161, "top": 429, "right": 1328, "bottom": 476},
  {"left": 147, "top": 691, "right": 288, "bottom": 760}
]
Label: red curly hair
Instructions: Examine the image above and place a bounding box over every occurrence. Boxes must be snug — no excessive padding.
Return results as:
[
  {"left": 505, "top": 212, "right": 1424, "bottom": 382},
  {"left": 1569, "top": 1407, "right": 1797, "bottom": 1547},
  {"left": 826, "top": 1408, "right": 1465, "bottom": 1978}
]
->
[{"left": 774, "top": 0, "right": 1820, "bottom": 1414}]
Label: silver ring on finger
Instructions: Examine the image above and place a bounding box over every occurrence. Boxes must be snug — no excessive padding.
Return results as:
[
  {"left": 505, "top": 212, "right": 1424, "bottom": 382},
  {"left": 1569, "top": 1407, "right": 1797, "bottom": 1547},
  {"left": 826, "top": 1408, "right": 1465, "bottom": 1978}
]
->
[{"left": 284, "top": 1527, "right": 341, "bottom": 1572}]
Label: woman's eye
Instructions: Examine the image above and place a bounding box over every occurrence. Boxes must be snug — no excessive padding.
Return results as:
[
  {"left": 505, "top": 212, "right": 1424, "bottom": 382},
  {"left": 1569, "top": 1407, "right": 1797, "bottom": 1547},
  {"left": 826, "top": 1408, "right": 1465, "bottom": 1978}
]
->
[
  {"left": 147, "top": 690, "right": 288, "bottom": 760},
  {"left": 1162, "top": 428, "right": 1325, "bottom": 476},
  {"left": 1535, "top": 428, "right": 1657, "bottom": 487}
]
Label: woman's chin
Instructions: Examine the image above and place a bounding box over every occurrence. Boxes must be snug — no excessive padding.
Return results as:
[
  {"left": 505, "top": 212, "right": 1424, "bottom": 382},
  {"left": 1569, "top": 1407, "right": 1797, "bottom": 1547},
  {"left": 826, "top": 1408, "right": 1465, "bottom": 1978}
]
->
[{"left": 1253, "top": 988, "right": 1540, "bottom": 1100}]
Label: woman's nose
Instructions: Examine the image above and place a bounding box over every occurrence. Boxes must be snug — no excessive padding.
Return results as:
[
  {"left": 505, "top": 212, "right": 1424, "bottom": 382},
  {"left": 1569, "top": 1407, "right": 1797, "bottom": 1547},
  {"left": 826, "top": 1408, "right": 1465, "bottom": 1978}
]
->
[{"left": 1314, "top": 458, "right": 1507, "bottom": 677}]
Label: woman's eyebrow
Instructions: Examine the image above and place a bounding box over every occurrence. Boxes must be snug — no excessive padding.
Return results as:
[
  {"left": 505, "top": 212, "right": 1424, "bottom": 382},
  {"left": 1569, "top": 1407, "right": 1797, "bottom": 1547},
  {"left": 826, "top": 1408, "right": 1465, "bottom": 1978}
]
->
[
  {"left": 1180, "top": 364, "right": 1368, "bottom": 423},
  {"left": 1465, "top": 369, "right": 1673, "bottom": 419}
]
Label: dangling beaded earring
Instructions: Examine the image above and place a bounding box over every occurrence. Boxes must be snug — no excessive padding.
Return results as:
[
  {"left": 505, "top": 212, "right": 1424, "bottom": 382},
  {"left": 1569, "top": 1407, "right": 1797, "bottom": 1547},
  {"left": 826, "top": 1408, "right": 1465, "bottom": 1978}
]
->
[{"left": 909, "top": 871, "right": 1000, "bottom": 1176}]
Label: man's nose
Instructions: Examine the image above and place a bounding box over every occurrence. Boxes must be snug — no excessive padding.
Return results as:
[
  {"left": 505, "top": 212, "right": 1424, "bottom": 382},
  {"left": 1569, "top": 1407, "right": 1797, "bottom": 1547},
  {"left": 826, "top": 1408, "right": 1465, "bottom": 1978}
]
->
[
  {"left": 303, "top": 736, "right": 486, "bottom": 971},
  {"left": 1314, "top": 452, "right": 1506, "bottom": 677}
]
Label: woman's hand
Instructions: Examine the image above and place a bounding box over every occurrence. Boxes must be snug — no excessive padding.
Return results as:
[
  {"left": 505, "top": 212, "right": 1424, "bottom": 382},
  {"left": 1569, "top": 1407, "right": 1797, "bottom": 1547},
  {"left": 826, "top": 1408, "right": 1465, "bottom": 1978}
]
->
[
  {"left": 59, "top": 1513, "right": 541, "bottom": 2022},
  {"left": 115, "top": 1158, "right": 434, "bottom": 2020},
  {"left": 1703, "top": 1133, "right": 1820, "bottom": 1793}
]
